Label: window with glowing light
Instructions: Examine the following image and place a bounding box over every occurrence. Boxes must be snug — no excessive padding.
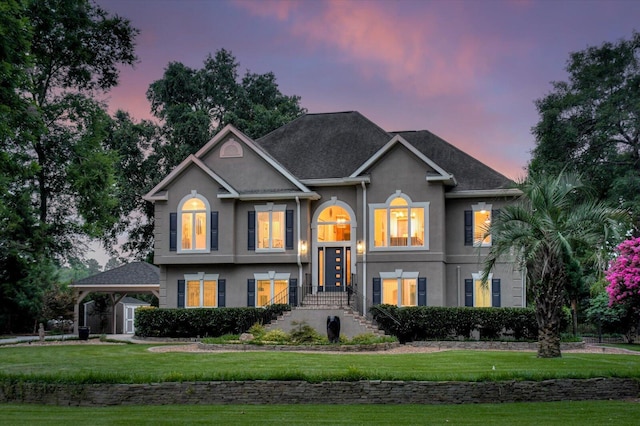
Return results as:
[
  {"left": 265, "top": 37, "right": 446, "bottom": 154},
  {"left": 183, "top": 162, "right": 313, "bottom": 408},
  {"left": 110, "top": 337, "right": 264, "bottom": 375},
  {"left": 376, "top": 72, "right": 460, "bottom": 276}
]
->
[
  {"left": 317, "top": 206, "right": 351, "bottom": 242},
  {"left": 255, "top": 204, "right": 285, "bottom": 251},
  {"left": 465, "top": 272, "right": 499, "bottom": 307},
  {"left": 370, "top": 192, "right": 428, "bottom": 250},
  {"left": 179, "top": 194, "right": 209, "bottom": 252},
  {"left": 185, "top": 273, "right": 218, "bottom": 308},
  {"left": 253, "top": 272, "right": 290, "bottom": 306},
  {"left": 473, "top": 203, "right": 492, "bottom": 247}
]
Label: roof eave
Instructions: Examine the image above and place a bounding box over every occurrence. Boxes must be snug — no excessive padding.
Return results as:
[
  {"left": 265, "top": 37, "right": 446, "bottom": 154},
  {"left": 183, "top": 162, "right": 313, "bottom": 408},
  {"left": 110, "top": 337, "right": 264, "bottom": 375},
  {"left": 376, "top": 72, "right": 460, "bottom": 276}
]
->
[
  {"left": 445, "top": 188, "right": 522, "bottom": 199},
  {"left": 301, "top": 177, "right": 371, "bottom": 187},
  {"left": 218, "top": 191, "right": 321, "bottom": 201}
]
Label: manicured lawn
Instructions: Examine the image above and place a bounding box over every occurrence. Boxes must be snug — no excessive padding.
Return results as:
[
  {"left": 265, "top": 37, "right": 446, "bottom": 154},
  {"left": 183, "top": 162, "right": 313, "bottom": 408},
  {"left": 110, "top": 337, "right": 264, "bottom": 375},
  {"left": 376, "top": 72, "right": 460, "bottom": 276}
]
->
[
  {"left": 0, "top": 344, "right": 638, "bottom": 383},
  {"left": 1, "top": 401, "right": 640, "bottom": 425},
  {"left": 604, "top": 343, "right": 640, "bottom": 352}
]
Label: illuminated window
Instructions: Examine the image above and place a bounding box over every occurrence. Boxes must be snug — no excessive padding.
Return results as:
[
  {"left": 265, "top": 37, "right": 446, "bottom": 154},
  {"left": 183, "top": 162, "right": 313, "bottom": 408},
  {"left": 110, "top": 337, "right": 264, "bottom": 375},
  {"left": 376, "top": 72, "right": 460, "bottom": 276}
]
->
[
  {"left": 473, "top": 203, "right": 492, "bottom": 247},
  {"left": 379, "top": 271, "right": 420, "bottom": 307},
  {"left": 370, "top": 191, "right": 428, "bottom": 250},
  {"left": 254, "top": 272, "right": 290, "bottom": 306},
  {"left": 178, "top": 192, "right": 210, "bottom": 252},
  {"left": 185, "top": 273, "right": 218, "bottom": 308},
  {"left": 317, "top": 206, "right": 351, "bottom": 242},
  {"left": 465, "top": 272, "right": 500, "bottom": 307},
  {"left": 255, "top": 204, "right": 285, "bottom": 251}
]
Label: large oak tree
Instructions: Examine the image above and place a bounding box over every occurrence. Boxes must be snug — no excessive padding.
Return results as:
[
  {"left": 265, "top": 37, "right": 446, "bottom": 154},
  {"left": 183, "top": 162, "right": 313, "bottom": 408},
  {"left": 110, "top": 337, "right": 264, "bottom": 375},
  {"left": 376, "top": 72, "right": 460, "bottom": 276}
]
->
[
  {"left": 530, "top": 32, "right": 640, "bottom": 227},
  {"left": 0, "top": 0, "right": 138, "bottom": 332}
]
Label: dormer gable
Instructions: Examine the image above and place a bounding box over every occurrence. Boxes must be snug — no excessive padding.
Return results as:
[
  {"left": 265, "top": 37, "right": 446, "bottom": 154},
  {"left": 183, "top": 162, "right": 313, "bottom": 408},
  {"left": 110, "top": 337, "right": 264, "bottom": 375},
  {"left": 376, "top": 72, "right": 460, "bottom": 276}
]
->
[
  {"left": 143, "top": 155, "right": 239, "bottom": 202},
  {"left": 350, "top": 135, "right": 457, "bottom": 186}
]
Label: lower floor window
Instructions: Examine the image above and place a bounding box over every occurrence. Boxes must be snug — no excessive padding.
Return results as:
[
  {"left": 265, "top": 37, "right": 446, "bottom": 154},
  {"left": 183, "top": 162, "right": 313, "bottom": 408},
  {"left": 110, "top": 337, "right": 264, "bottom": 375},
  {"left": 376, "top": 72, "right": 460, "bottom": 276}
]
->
[
  {"left": 185, "top": 273, "right": 218, "bottom": 308},
  {"left": 465, "top": 272, "right": 500, "bottom": 307},
  {"left": 377, "top": 270, "right": 421, "bottom": 307},
  {"left": 253, "top": 272, "right": 291, "bottom": 307},
  {"left": 257, "top": 279, "right": 288, "bottom": 306},
  {"left": 382, "top": 278, "right": 417, "bottom": 306}
]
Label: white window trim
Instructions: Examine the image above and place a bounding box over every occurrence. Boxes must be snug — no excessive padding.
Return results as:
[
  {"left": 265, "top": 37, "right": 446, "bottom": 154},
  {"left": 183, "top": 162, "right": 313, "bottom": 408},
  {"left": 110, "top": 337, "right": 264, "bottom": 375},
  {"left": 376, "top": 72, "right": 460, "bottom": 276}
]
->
[
  {"left": 177, "top": 190, "right": 211, "bottom": 254},
  {"left": 254, "top": 271, "right": 291, "bottom": 306},
  {"left": 184, "top": 272, "right": 219, "bottom": 308},
  {"left": 379, "top": 270, "right": 419, "bottom": 307},
  {"left": 471, "top": 272, "right": 493, "bottom": 307},
  {"left": 369, "top": 190, "right": 429, "bottom": 251},
  {"left": 472, "top": 202, "right": 493, "bottom": 248},
  {"left": 255, "top": 203, "right": 286, "bottom": 252},
  {"left": 219, "top": 137, "right": 243, "bottom": 158}
]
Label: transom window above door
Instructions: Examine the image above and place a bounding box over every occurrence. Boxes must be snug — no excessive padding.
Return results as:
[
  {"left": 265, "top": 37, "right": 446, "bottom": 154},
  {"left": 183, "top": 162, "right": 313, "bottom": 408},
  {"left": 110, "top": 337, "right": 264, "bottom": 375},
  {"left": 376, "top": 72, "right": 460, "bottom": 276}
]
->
[
  {"left": 370, "top": 191, "right": 429, "bottom": 250},
  {"left": 317, "top": 205, "right": 351, "bottom": 242}
]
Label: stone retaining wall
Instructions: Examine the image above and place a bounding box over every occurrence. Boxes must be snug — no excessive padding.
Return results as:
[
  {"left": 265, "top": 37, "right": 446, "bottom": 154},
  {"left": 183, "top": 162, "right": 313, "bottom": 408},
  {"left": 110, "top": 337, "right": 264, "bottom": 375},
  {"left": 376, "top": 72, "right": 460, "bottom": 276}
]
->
[{"left": 2, "top": 378, "right": 637, "bottom": 406}]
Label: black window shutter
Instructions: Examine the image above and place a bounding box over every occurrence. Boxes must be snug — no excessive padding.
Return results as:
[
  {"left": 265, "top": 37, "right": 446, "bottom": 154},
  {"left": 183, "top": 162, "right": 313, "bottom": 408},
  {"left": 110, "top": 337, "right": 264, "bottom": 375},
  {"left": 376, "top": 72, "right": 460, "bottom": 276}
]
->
[
  {"left": 170, "top": 213, "right": 177, "bottom": 251},
  {"left": 288, "top": 278, "right": 297, "bottom": 306},
  {"left": 211, "top": 211, "right": 219, "bottom": 251},
  {"left": 372, "top": 277, "right": 381, "bottom": 305},
  {"left": 248, "top": 211, "right": 255, "bottom": 251},
  {"left": 177, "top": 279, "right": 185, "bottom": 308},
  {"left": 285, "top": 209, "right": 294, "bottom": 250},
  {"left": 464, "top": 279, "right": 473, "bottom": 307},
  {"left": 217, "top": 279, "right": 226, "bottom": 307},
  {"left": 492, "top": 278, "right": 501, "bottom": 307},
  {"left": 464, "top": 210, "right": 473, "bottom": 246},
  {"left": 247, "top": 279, "right": 255, "bottom": 307},
  {"left": 418, "top": 277, "right": 427, "bottom": 306}
]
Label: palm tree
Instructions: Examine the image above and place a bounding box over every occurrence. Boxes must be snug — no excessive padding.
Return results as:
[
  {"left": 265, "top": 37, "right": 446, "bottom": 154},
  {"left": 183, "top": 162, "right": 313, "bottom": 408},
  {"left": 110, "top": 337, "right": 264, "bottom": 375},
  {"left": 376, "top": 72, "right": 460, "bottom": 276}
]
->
[{"left": 482, "top": 172, "right": 626, "bottom": 358}]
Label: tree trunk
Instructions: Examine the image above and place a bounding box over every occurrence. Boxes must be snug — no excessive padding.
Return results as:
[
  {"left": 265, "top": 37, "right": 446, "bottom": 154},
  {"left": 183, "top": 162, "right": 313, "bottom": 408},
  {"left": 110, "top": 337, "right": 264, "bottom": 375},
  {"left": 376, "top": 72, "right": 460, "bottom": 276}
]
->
[
  {"left": 534, "top": 279, "right": 565, "bottom": 358},
  {"left": 571, "top": 299, "right": 578, "bottom": 336}
]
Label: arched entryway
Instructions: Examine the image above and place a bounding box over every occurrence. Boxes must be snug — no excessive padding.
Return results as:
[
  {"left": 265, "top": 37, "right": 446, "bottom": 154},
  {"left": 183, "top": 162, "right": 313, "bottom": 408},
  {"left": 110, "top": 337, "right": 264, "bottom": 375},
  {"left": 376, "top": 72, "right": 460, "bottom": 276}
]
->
[{"left": 311, "top": 198, "right": 357, "bottom": 293}]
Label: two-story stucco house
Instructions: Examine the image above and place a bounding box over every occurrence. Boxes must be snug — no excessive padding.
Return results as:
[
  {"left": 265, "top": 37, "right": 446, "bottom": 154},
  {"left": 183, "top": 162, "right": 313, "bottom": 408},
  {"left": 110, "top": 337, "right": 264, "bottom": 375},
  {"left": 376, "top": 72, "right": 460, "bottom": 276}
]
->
[{"left": 143, "top": 111, "right": 523, "bottom": 316}]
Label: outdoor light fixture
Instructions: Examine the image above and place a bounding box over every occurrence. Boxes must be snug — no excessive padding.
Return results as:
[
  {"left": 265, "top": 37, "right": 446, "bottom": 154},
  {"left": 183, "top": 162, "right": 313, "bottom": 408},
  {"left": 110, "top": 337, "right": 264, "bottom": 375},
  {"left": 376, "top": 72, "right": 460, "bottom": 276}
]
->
[
  {"left": 299, "top": 240, "right": 308, "bottom": 254},
  {"left": 357, "top": 240, "right": 364, "bottom": 254}
]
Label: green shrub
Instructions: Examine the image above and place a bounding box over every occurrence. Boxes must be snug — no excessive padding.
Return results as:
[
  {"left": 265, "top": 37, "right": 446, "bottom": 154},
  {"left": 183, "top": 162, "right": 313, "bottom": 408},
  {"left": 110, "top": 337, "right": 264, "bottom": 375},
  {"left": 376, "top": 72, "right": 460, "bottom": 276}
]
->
[
  {"left": 289, "top": 321, "right": 323, "bottom": 344},
  {"left": 370, "top": 306, "right": 538, "bottom": 342},
  {"left": 261, "top": 329, "right": 291, "bottom": 343},
  {"left": 135, "top": 305, "right": 290, "bottom": 338},
  {"left": 349, "top": 333, "right": 397, "bottom": 345},
  {"left": 248, "top": 323, "right": 266, "bottom": 339}
]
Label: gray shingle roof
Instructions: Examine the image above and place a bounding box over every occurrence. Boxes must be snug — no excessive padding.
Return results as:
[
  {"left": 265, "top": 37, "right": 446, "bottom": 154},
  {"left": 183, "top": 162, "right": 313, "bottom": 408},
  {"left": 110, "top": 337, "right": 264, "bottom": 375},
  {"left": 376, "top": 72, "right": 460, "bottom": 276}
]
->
[
  {"left": 72, "top": 262, "right": 159, "bottom": 286},
  {"left": 393, "top": 130, "right": 513, "bottom": 191},
  {"left": 257, "top": 111, "right": 391, "bottom": 179},
  {"left": 256, "top": 111, "right": 512, "bottom": 191}
]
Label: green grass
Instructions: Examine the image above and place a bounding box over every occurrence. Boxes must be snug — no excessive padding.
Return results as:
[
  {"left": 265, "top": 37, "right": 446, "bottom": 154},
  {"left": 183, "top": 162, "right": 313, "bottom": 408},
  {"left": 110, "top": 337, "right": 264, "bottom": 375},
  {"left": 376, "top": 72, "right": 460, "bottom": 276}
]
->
[
  {"left": 1, "top": 401, "right": 640, "bottom": 425},
  {"left": 604, "top": 343, "right": 640, "bottom": 352},
  {"left": 0, "top": 344, "right": 639, "bottom": 384}
]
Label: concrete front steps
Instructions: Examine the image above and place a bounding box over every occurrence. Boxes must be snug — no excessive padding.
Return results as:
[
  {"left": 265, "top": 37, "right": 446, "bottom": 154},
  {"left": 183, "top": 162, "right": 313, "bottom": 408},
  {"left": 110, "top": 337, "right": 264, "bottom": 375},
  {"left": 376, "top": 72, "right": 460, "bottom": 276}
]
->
[{"left": 266, "top": 306, "right": 385, "bottom": 339}]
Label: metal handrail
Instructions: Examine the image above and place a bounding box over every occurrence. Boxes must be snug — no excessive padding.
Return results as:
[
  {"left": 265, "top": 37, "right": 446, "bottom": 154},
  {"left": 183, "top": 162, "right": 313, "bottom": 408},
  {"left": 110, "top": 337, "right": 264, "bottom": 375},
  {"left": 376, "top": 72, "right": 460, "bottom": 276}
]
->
[
  {"left": 370, "top": 304, "right": 401, "bottom": 326},
  {"left": 267, "top": 286, "right": 289, "bottom": 306}
]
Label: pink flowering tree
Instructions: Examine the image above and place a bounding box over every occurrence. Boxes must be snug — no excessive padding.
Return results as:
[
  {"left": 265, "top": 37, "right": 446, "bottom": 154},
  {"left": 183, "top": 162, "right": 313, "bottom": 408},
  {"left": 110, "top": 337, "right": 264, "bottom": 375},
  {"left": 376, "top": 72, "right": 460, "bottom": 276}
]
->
[{"left": 606, "top": 237, "right": 640, "bottom": 342}]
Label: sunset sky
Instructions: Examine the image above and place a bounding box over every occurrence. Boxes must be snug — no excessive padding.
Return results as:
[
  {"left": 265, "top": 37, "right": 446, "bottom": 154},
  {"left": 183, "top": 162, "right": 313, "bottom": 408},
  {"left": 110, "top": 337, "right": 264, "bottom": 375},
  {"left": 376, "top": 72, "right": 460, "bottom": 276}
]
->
[{"left": 96, "top": 0, "right": 639, "bottom": 180}]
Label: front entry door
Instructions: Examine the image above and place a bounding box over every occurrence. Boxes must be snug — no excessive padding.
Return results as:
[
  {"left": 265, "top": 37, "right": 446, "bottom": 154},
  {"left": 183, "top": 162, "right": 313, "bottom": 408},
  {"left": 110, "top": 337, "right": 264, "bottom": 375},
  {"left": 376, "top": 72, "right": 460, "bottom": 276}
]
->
[{"left": 324, "top": 247, "right": 344, "bottom": 292}]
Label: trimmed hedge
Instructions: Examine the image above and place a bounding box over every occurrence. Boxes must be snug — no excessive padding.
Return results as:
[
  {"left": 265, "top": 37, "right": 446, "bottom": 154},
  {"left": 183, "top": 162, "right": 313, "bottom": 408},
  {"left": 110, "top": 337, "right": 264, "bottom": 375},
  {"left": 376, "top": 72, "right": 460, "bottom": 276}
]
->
[
  {"left": 135, "top": 305, "right": 290, "bottom": 338},
  {"left": 370, "top": 305, "right": 540, "bottom": 343}
]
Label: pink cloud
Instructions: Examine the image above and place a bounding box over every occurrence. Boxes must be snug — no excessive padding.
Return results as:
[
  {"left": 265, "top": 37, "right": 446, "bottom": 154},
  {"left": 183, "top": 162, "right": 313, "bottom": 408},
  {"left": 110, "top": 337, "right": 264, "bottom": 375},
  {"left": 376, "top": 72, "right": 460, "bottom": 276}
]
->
[
  {"left": 237, "top": 0, "right": 497, "bottom": 99},
  {"left": 233, "top": 0, "right": 299, "bottom": 20}
]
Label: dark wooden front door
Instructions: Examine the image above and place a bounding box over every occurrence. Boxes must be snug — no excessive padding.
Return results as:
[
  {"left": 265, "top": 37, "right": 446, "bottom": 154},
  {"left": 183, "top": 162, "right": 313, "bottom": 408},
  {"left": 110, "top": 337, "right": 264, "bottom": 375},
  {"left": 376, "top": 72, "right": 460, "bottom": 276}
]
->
[{"left": 324, "top": 247, "right": 344, "bottom": 292}]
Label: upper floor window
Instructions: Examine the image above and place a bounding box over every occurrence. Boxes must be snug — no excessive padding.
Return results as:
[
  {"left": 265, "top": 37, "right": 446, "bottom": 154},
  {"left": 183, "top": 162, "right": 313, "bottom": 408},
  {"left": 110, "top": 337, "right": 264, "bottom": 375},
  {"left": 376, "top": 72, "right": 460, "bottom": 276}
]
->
[
  {"left": 256, "top": 204, "right": 285, "bottom": 251},
  {"left": 370, "top": 191, "right": 429, "bottom": 250},
  {"left": 465, "top": 202, "right": 493, "bottom": 247},
  {"left": 178, "top": 191, "right": 210, "bottom": 253}
]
